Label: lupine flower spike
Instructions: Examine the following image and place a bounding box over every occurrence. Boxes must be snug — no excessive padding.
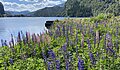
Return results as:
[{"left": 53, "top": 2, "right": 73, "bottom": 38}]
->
[{"left": 78, "top": 57, "right": 84, "bottom": 70}]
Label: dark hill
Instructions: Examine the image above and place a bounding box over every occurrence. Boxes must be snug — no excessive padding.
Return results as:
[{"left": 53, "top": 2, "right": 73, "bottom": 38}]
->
[
  {"left": 33, "top": 6, "right": 64, "bottom": 17},
  {"left": 0, "top": 2, "right": 5, "bottom": 15}
]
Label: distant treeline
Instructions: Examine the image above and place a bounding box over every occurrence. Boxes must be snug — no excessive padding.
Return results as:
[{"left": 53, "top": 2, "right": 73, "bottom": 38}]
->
[{"left": 0, "top": 14, "right": 31, "bottom": 17}]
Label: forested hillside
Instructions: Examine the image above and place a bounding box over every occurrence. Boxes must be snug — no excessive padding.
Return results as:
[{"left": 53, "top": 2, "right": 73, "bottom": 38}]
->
[
  {"left": 0, "top": 2, "right": 5, "bottom": 15},
  {"left": 61, "top": 0, "right": 120, "bottom": 17},
  {"left": 33, "top": 6, "right": 64, "bottom": 17}
]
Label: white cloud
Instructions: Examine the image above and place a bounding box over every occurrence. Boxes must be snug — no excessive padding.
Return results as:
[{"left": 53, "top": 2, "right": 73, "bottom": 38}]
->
[
  {"left": 0, "top": 0, "right": 67, "bottom": 12},
  {"left": 19, "top": 0, "right": 39, "bottom": 2}
]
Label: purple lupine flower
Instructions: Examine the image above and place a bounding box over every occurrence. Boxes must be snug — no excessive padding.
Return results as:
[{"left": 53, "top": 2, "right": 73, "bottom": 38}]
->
[
  {"left": 79, "top": 24, "right": 82, "bottom": 32},
  {"left": 106, "top": 33, "right": 113, "bottom": 48},
  {"left": 11, "top": 34, "right": 14, "bottom": 47},
  {"left": 48, "top": 50, "right": 56, "bottom": 59},
  {"left": 81, "top": 32, "right": 84, "bottom": 47},
  {"left": 54, "top": 30, "right": 57, "bottom": 39},
  {"left": 94, "top": 35, "right": 96, "bottom": 47},
  {"left": 17, "top": 32, "right": 22, "bottom": 48},
  {"left": 76, "top": 31, "right": 78, "bottom": 44},
  {"left": 84, "top": 24, "right": 86, "bottom": 34},
  {"left": 104, "top": 34, "right": 107, "bottom": 48},
  {"left": 65, "top": 26, "right": 69, "bottom": 44},
  {"left": 48, "top": 62, "right": 52, "bottom": 70},
  {"left": 116, "top": 40, "right": 119, "bottom": 51},
  {"left": 62, "top": 43, "right": 67, "bottom": 52},
  {"left": 107, "top": 41, "right": 113, "bottom": 47},
  {"left": 70, "top": 25, "right": 73, "bottom": 36},
  {"left": 55, "top": 27, "right": 60, "bottom": 38},
  {"left": 9, "top": 42, "right": 15, "bottom": 52},
  {"left": 9, "top": 58, "right": 13, "bottom": 65},
  {"left": 66, "top": 60, "right": 69, "bottom": 70},
  {"left": 89, "top": 27, "right": 93, "bottom": 34},
  {"left": 1, "top": 39, "right": 4, "bottom": 47},
  {"left": 32, "top": 33, "right": 36, "bottom": 43},
  {"left": 106, "top": 33, "right": 112, "bottom": 41},
  {"left": 17, "top": 32, "right": 21, "bottom": 43},
  {"left": 21, "top": 31, "right": 26, "bottom": 45},
  {"left": 4, "top": 40, "right": 8, "bottom": 46},
  {"left": 41, "top": 33, "right": 45, "bottom": 43},
  {"left": 33, "top": 33, "right": 36, "bottom": 41},
  {"left": 42, "top": 50, "right": 47, "bottom": 63},
  {"left": 56, "top": 60, "right": 60, "bottom": 70},
  {"left": 76, "top": 24, "right": 79, "bottom": 29},
  {"left": 51, "top": 51, "right": 56, "bottom": 59},
  {"left": 62, "top": 25, "right": 65, "bottom": 36},
  {"left": 36, "top": 34, "right": 40, "bottom": 46},
  {"left": 48, "top": 30, "right": 53, "bottom": 36},
  {"left": 57, "top": 25, "right": 61, "bottom": 36},
  {"left": 36, "top": 34, "right": 40, "bottom": 43},
  {"left": 66, "top": 25, "right": 69, "bottom": 34},
  {"left": 106, "top": 48, "right": 115, "bottom": 56},
  {"left": 109, "top": 48, "right": 115, "bottom": 55},
  {"left": 78, "top": 57, "right": 84, "bottom": 70},
  {"left": 26, "top": 32, "right": 30, "bottom": 43},
  {"left": 116, "top": 26, "right": 119, "bottom": 36},
  {"left": 9, "top": 41, "right": 12, "bottom": 48},
  {"left": 87, "top": 39, "right": 91, "bottom": 49},
  {"left": 89, "top": 52, "right": 96, "bottom": 65}
]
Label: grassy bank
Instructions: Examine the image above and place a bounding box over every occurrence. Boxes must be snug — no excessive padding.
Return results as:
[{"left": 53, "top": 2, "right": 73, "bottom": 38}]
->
[{"left": 0, "top": 14, "right": 120, "bottom": 70}]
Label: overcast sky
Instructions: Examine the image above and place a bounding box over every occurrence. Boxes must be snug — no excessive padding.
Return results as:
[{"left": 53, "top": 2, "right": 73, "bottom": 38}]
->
[{"left": 0, "top": 0, "right": 67, "bottom": 12}]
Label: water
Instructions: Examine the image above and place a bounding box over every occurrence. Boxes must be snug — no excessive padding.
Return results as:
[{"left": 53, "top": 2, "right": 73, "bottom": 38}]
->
[{"left": 0, "top": 17, "right": 65, "bottom": 46}]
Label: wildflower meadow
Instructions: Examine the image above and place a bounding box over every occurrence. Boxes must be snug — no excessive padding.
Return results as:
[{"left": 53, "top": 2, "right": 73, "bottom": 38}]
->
[{"left": 0, "top": 14, "right": 120, "bottom": 70}]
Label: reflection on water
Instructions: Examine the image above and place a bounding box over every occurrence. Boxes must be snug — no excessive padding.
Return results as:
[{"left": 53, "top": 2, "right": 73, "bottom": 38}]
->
[
  {"left": 0, "top": 17, "right": 64, "bottom": 46},
  {"left": 0, "top": 19, "right": 6, "bottom": 34}
]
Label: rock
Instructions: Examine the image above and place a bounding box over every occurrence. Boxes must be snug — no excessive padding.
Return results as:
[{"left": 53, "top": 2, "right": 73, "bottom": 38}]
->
[{"left": 45, "top": 21, "right": 54, "bottom": 29}]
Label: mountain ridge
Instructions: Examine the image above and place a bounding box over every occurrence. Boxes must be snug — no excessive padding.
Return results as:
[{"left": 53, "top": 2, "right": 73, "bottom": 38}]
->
[
  {"left": 5, "top": 11, "right": 30, "bottom": 15},
  {"left": 32, "top": 6, "right": 64, "bottom": 17},
  {"left": 5, "top": 3, "right": 65, "bottom": 17}
]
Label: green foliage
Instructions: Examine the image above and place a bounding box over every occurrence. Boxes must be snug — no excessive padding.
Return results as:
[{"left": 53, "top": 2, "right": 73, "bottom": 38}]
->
[
  {"left": 89, "top": 13, "right": 115, "bottom": 23},
  {"left": 62, "top": 0, "right": 120, "bottom": 17}
]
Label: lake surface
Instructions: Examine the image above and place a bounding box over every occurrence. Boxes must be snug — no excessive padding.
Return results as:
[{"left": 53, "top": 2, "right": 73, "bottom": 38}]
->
[{"left": 0, "top": 17, "right": 65, "bottom": 46}]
